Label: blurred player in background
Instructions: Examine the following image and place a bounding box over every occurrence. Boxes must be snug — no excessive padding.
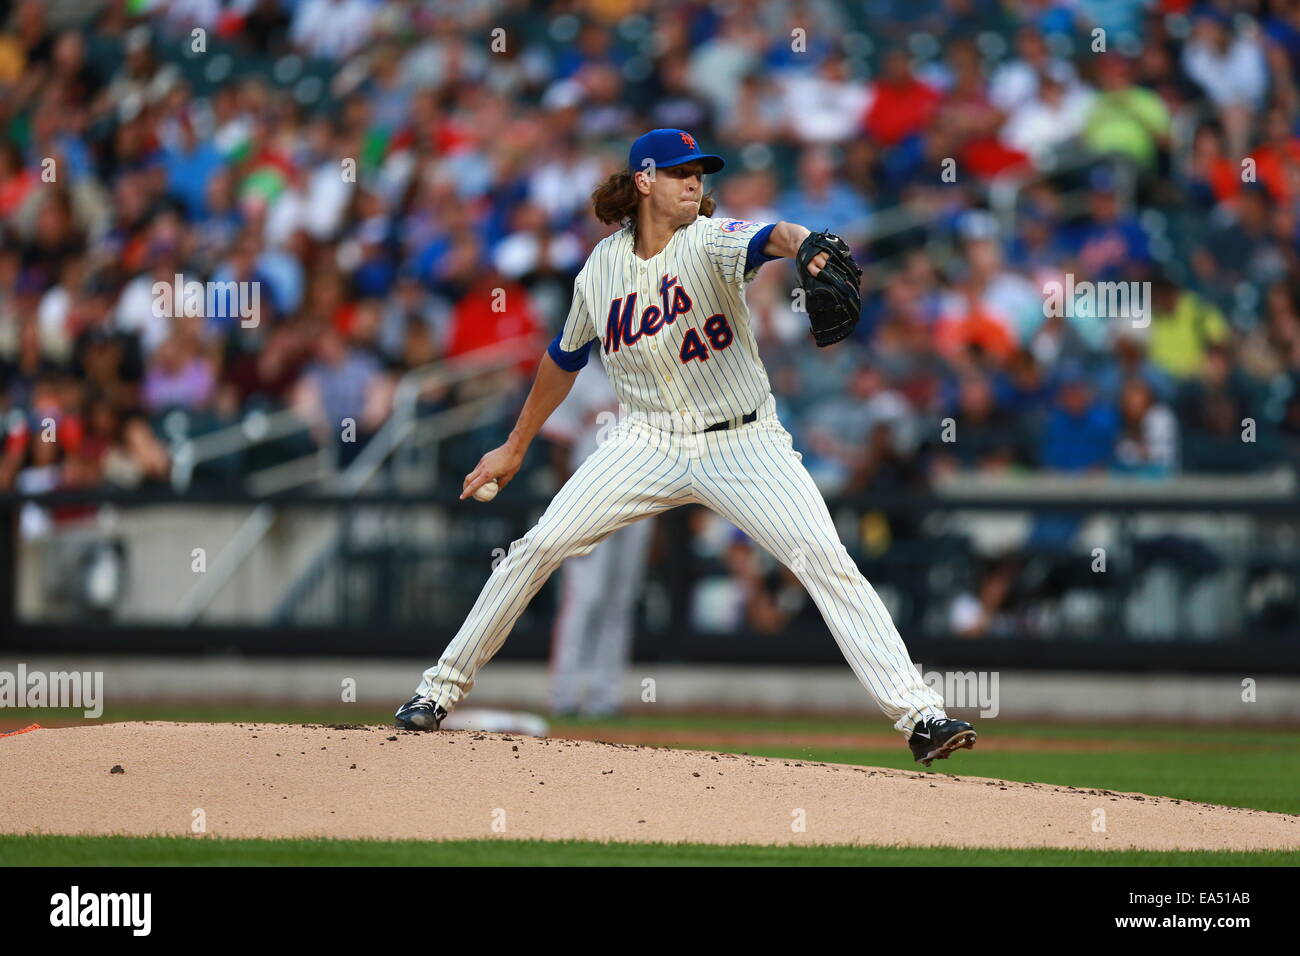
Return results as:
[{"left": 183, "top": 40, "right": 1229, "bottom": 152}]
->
[{"left": 540, "top": 355, "right": 652, "bottom": 718}]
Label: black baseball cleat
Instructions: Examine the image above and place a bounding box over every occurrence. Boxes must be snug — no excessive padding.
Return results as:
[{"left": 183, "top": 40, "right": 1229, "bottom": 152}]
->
[
  {"left": 909, "top": 717, "right": 977, "bottom": 766},
  {"left": 394, "top": 696, "right": 448, "bottom": 731}
]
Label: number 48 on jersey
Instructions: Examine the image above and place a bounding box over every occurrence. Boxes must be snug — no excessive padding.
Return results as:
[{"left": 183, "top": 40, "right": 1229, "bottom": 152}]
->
[{"left": 679, "top": 314, "right": 734, "bottom": 362}]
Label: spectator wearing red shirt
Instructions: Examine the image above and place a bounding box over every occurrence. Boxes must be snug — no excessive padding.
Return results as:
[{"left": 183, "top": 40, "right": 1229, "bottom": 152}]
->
[
  {"left": 862, "top": 50, "right": 941, "bottom": 148},
  {"left": 445, "top": 268, "right": 544, "bottom": 375},
  {"left": 937, "top": 40, "right": 1030, "bottom": 180},
  {"left": 1251, "top": 107, "right": 1300, "bottom": 206},
  {"left": 1185, "top": 121, "right": 1243, "bottom": 209},
  {"left": 0, "top": 143, "right": 37, "bottom": 219}
]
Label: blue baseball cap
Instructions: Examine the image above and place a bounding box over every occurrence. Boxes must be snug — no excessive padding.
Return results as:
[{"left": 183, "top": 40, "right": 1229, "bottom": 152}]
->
[{"left": 628, "top": 129, "right": 724, "bottom": 176}]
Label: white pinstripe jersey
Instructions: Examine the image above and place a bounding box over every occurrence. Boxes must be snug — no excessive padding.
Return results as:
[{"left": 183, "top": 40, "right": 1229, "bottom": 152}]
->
[{"left": 556, "top": 216, "right": 775, "bottom": 431}]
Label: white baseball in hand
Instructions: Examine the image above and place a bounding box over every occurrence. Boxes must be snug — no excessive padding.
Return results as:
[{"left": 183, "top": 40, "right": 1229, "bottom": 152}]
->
[{"left": 472, "top": 479, "right": 499, "bottom": 502}]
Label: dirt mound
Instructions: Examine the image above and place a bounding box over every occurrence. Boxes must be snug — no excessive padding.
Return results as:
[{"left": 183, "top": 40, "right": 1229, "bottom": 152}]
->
[{"left": 2, "top": 722, "right": 1296, "bottom": 851}]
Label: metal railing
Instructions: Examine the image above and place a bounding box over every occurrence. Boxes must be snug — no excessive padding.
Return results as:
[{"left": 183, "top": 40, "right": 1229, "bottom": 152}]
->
[
  {"left": 168, "top": 406, "right": 323, "bottom": 494},
  {"left": 346, "top": 335, "right": 542, "bottom": 494},
  {"left": 173, "top": 335, "right": 543, "bottom": 624}
]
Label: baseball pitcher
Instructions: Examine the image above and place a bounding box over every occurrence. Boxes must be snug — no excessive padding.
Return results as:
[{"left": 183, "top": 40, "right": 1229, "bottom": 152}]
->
[{"left": 396, "top": 129, "right": 976, "bottom": 766}]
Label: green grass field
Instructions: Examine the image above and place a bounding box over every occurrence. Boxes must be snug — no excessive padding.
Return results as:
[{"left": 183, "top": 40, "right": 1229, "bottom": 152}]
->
[
  {"left": 3, "top": 834, "right": 1298, "bottom": 867},
  {"left": 3, "top": 704, "right": 1297, "bottom": 866}
]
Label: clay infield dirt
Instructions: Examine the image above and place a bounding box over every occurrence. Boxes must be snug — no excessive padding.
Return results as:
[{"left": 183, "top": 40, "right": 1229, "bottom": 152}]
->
[{"left": 2, "top": 721, "right": 1298, "bottom": 850}]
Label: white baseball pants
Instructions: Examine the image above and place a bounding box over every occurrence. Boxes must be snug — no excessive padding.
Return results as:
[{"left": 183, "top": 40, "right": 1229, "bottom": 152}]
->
[{"left": 416, "top": 398, "right": 947, "bottom": 736}]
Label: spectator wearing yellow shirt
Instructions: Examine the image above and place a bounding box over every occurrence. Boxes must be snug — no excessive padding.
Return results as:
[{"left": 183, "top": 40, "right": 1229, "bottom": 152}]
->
[
  {"left": 1146, "top": 273, "right": 1230, "bottom": 380},
  {"left": 1083, "top": 54, "right": 1171, "bottom": 170}
]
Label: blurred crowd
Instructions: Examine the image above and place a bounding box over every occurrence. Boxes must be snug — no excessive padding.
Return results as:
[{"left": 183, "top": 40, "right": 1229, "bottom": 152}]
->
[{"left": 3, "top": 0, "right": 1300, "bottom": 500}]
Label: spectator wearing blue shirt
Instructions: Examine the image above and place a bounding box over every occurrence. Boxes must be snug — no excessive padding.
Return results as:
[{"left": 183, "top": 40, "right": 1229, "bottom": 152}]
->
[
  {"left": 1005, "top": 201, "right": 1074, "bottom": 274},
  {"left": 162, "top": 122, "right": 227, "bottom": 220},
  {"left": 1027, "top": 1, "right": 1079, "bottom": 38},
  {"left": 778, "top": 146, "right": 871, "bottom": 245},
  {"left": 1039, "top": 366, "right": 1119, "bottom": 471},
  {"left": 552, "top": 21, "right": 621, "bottom": 81},
  {"left": 1031, "top": 363, "right": 1119, "bottom": 547},
  {"left": 1068, "top": 168, "right": 1151, "bottom": 283},
  {"left": 1265, "top": 4, "right": 1300, "bottom": 75},
  {"left": 993, "top": 349, "right": 1055, "bottom": 424},
  {"left": 762, "top": 6, "right": 836, "bottom": 72}
]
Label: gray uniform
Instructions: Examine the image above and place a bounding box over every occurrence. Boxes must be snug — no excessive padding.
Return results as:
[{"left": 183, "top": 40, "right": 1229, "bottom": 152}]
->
[{"left": 541, "top": 357, "right": 653, "bottom": 716}]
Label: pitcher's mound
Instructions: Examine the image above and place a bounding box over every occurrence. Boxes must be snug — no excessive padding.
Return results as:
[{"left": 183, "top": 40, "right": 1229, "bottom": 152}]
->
[{"left": 2, "top": 722, "right": 1296, "bottom": 851}]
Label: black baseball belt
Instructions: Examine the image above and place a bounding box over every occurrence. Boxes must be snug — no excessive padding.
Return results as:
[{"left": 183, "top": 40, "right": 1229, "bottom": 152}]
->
[{"left": 703, "top": 409, "right": 759, "bottom": 433}]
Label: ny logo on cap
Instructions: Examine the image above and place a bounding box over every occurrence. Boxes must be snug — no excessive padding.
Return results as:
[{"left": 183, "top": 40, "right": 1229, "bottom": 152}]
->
[{"left": 680, "top": 131, "right": 697, "bottom": 150}]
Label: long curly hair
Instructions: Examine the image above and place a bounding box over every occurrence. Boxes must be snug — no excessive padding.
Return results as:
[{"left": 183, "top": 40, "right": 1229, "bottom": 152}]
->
[{"left": 591, "top": 170, "right": 716, "bottom": 230}]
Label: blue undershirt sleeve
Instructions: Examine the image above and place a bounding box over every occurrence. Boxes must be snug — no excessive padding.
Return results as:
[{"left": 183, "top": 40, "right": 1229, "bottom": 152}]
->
[
  {"left": 547, "top": 333, "right": 593, "bottom": 371},
  {"left": 743, "top": 222, "right": 780, "bottom": 275}
]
